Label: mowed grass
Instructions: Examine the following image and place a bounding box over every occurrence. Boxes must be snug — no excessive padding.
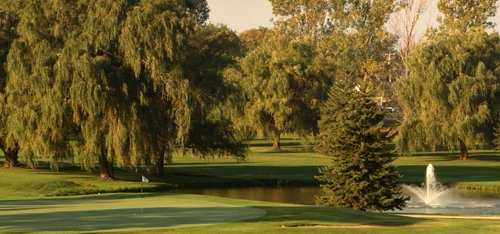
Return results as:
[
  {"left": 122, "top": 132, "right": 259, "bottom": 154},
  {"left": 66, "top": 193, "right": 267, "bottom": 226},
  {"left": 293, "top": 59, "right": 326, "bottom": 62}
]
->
[
  {"left": 2, "top": 138, "right": 500, "bottom": 197},
  {"left": 166, "top": 138, "right": 500, "bottom": 191},
  {"left": 2, "top": 139, "right": 500, "bottom": 233},
  {"left": 2, "top": 192, "right": 500, "bottom": 234}
]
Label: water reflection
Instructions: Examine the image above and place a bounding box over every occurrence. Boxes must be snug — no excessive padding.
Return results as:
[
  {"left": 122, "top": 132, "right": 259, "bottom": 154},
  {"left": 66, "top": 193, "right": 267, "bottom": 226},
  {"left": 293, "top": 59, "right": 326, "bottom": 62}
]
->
[
  {"left": 177, "top": 186, "right": 500, "bottom": 215},
  {"left": 177, "top": 186, "right": 319, "bottom": 205}
]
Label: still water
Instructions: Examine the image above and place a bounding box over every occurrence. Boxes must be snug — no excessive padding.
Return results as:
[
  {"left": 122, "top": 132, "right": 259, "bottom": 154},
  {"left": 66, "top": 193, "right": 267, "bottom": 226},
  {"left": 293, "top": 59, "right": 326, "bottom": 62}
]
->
[{"left": 177, "top": 186, "right": 500, "bottom": 215}]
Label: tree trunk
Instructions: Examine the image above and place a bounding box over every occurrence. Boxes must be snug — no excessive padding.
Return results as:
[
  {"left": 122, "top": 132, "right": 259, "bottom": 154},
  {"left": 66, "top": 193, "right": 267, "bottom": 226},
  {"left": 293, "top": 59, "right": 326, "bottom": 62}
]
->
[
  {"left": 272, "top": 129, "right": 281, "bottom": 150},
  {"left": 155, "top": 153, "right": 165, "bottom": 177},
  {"left": 458, "top": 139, "right": 469, "bottom": 160},
  {"left": 3, "top": 147, "right": 19, "bottom": 168},
  {"left": 99, "top": 153, "right": 113, "bottom": 180}
]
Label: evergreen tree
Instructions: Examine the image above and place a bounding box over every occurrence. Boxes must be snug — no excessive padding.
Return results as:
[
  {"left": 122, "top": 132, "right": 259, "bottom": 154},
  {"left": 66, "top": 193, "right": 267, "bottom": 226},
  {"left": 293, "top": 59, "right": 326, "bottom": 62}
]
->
[{"left": 316, "top": 82, "right": 407, "bottom": 211}]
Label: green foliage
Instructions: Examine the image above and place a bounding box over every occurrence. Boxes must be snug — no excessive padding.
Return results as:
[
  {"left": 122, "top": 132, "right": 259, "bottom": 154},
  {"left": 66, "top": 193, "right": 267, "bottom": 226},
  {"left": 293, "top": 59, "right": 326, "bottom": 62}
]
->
[
  {"left": 313, "top": 0, "right": 399, "bottom": 98},
  {"left": 0, "top": 0, "right": 245, "bottom": 176},
  {"left": 316, "top": 82, "right": 407, "bottom": 211},
  {"left": 270, "top": 0, "right": 397, "bottom": 42},
  {"left": 120, "top": 0, "right": 195, "bottom": 148},
  {"left": 438, "top": 0, "right": 497, "bottom": 32},
  {"left": 5, "top": 0, "right": 84, "bottom": 167},
  {"left": 397, "top": 30, "right": 500, "bottom": 153},
  {"left": 239, "top": 27, "right": 270, "bottom": 53},
  {"left": 184, "top": 24, "right": 246, "bottom": 159},
  {"left": 234, "top": 32, "right": 324, "bottom": 146}
]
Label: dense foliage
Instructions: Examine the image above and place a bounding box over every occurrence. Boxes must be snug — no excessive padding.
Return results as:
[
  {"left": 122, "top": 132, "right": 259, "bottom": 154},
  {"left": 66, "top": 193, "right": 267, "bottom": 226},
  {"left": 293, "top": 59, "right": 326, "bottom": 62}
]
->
[
  {"left": 316, "top": 82, "right": 407, "bottom": 211},
  {"left": 397, "top": 1, "right": 500, "bottom": 160},
  {"left": 230, "top": 32, "right": 324, "bottom": 149},
  {"left": 0, "top": 0, "right": 245, "bottom": 178}
]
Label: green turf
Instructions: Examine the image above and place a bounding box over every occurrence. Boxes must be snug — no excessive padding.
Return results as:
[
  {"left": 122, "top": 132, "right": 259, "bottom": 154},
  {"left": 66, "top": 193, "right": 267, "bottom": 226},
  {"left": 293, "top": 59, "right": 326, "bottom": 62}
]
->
[
  {"left": 1, "top": 193, "right": 500, "bottom": 234},
  {"left": 0, "top": 167, "right": 164, "bottom": 198},
  {"left": 2, "top": 139, "right": 500, "bottom": 233},
  {"left": 164, "top": 139, "right": 500, "bottom": 191},
  {"left": 2, "top": 138, "right": 500, "bottom": 197}
]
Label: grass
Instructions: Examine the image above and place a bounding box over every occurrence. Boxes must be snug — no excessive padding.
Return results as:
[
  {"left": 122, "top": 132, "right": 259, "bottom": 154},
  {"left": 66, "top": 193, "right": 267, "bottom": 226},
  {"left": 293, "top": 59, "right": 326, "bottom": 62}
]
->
[
  {"left": 2, "top": 138, "right": 500, "bottom": 197},
  {"left": 2, "top": 139, "right": 500, "bottom": 233},
  {"left": 0, "top": 167, "right": 165, "bottom": 198},
  {"left": 2, "top": 192, "right": 500, "bottom": 234},
  {"left": 165, "top": 138, "right": 500, "bottom": 191}
]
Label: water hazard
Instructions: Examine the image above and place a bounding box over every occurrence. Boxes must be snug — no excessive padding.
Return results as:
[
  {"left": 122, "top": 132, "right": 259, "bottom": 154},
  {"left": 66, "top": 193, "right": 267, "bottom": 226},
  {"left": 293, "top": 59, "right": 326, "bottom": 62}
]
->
[{"left": 177, "top": 164, "right": 500, "bottom": 215}]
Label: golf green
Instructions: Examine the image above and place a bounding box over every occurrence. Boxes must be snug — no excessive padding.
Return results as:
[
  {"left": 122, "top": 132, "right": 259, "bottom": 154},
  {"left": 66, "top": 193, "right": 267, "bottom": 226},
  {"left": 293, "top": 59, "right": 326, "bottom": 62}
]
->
[{"left": 0, "top": 193, "right": 266, "bottom": 233}]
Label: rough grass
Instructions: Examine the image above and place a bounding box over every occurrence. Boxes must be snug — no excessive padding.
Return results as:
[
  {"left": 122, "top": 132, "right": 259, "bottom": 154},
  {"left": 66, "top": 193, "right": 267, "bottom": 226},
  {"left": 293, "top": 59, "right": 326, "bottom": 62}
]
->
[{"left": 0, "top": 167, "right": 163, "bottom": 198}]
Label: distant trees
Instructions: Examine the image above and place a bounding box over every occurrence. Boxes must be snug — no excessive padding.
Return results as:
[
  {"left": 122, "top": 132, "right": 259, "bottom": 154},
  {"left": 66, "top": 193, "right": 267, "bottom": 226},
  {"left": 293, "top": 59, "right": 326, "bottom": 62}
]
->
[
  {"left": 438, "top": 0, "right": 497, "bottom": 32},
  {"left": 234, "top": 33, "right": 323, "bottom": 150},
  {"left": 396, "top": 0, "right": 500, "bottom": 160},
  {"left": 0, "top": 0, "right": 245, "bottom": 178},
  {"left": 239, "top": 27, "right": 270, "bottom": 53},
  {"left": 316, "top": 81, "right": 407, "bottom": 211},
  {"left": 397, "top": 31, "right": 500, "bottom": 160}
]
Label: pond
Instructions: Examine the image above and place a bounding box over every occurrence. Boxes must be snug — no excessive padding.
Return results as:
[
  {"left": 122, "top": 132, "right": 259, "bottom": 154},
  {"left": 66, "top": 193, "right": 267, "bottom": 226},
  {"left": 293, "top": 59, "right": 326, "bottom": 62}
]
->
[{"left": 177, "top": 186, "right": 500, "bottom": 215}]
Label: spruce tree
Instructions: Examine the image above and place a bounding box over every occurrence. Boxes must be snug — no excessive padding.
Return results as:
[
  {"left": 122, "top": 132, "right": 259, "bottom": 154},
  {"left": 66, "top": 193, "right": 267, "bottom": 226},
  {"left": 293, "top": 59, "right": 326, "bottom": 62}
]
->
[{"left": 316, "top": 82, "right": 407, "bottom": 211}]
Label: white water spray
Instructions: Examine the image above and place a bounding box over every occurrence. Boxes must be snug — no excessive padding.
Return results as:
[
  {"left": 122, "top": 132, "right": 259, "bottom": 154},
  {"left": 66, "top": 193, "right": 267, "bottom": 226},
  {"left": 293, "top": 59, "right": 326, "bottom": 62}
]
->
[{"left": 404, "top": 164, "right": 449, "bottom": 206}]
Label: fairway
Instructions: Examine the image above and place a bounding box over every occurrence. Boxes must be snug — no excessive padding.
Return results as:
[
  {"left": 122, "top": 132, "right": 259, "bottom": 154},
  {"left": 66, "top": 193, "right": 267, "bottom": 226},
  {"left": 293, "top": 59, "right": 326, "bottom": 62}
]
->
[{"left": 0, "top": 193, "right": 265, "bottom": 233}]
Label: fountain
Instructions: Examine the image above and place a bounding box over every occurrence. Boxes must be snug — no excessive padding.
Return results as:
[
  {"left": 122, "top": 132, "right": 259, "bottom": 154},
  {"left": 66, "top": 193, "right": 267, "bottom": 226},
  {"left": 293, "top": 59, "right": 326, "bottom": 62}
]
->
[{"left": 403, "top": 164, "right": 450, "bottom": 206}]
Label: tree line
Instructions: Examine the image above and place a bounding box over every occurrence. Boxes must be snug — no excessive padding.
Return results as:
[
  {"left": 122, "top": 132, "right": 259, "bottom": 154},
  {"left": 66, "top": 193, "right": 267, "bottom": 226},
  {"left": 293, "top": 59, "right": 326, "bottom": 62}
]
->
[
  {"left": 0, "top": 0, "right": 245, "bottom": 179},
  {"left": 0, "top": 0, "right": 499, "bottom": 189}
]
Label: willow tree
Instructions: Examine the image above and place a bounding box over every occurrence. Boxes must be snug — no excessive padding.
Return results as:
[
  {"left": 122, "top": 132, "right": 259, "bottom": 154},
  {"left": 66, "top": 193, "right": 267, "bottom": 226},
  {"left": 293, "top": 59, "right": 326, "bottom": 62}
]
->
[
  {"left": 397, "top": 31, "right": 500, "bottom": 160},
  {"left": 53, "top": 0, "right": 141, "bottom": 179},
  {"left": 397, "top": 0, "right": 500, "bottom": 160},
  {"left": 4, "top": 0, "right": 85, "bottom": 169},
  {"left": 119, "top": 0, "right": 199, "bottom": 176},
  {"left": 0, "top": 8, "right": 18, "bottom": 168},
  {"left": 183, "top": 24, "right": 246, "bottom": 160},
  {"left": 236, "top": 32, "right": 323, "bottom": 150},
  {"left": 438, "top": 0, "right": 497, "bottom": 32}
]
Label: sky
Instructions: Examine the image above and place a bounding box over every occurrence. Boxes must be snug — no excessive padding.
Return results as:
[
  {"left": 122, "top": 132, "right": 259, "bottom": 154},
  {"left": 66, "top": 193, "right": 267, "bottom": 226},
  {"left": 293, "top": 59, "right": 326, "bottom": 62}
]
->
[{"left": 207, "top": 0, "right": 500, "bottom": 33}]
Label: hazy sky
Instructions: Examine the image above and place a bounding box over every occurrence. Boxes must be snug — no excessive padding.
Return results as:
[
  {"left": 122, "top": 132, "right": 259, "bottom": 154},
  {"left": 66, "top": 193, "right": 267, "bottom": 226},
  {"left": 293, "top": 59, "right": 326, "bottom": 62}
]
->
[{"left": 207, "top": 0, "right": 500, "bottom": 33}]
